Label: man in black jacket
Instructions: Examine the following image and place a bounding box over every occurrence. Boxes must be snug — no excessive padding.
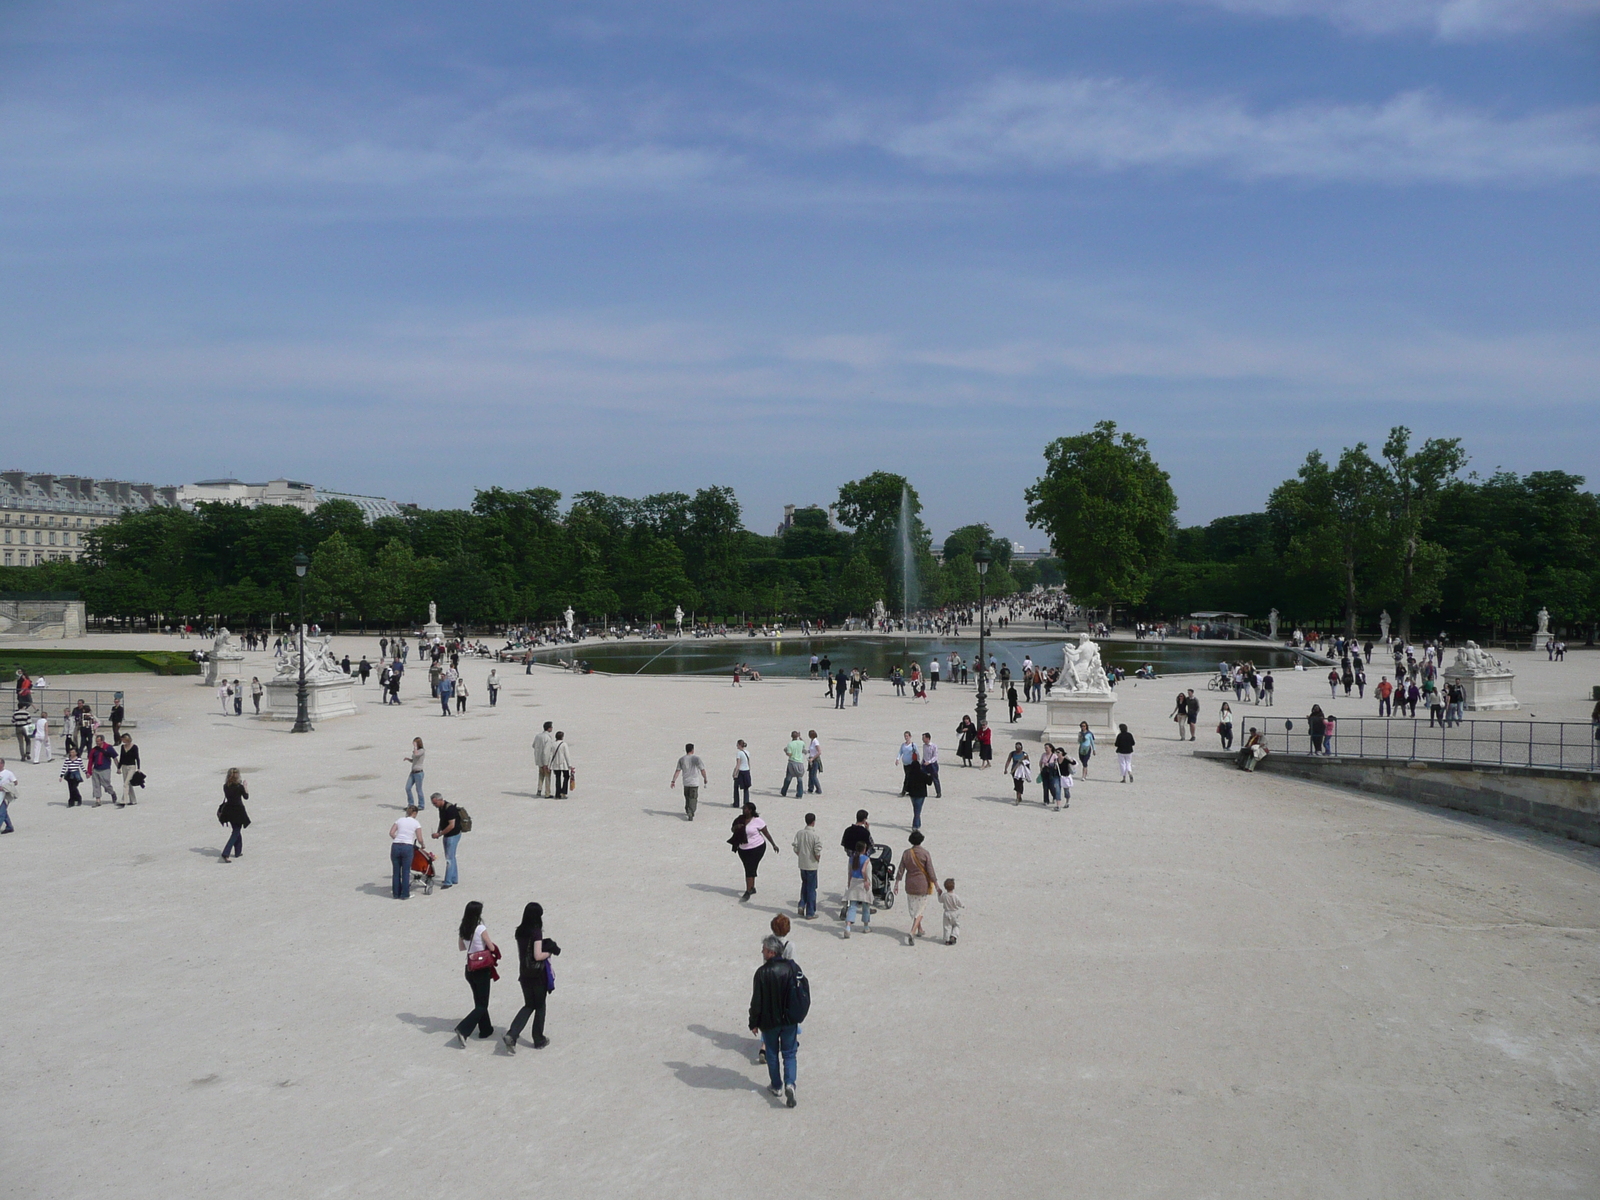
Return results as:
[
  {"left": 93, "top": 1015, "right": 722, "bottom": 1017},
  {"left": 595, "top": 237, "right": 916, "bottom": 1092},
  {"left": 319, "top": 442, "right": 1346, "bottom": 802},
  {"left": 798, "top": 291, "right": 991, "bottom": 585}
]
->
[
  {"left": 1183, "top": 690, "right": 1199, "bottom": 742},
  {"left": 748, "top": 935, "right": 801, "bottom": 1108}
]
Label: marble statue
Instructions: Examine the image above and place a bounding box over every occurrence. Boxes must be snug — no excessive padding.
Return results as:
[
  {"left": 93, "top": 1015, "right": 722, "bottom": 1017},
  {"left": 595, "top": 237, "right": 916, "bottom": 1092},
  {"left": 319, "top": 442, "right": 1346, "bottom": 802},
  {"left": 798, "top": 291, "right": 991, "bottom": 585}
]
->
[
  {"left": 213, "top": 627, "right": 237, "bottom": 657},
  {"left": 1536, "top": 607, "right": 1550, "bottom": 636},
  {"left": 273, "top": 627, "right": 344, "bottom": 682},
  {"left": 873, "top": 599, "right": 887, "bottom": 625},
  {"left": 1450, "top": 641, "right": 1505, "bottom": 675},
  {"left": 564, "top": 605, "right": 575, "bottom": 633},
  {"left": 1268, "top": 608, "right": 1279, "bottom": 640},
  {"left": 1379, "top": 610, "right": 1391, "bottom": 640},
  {"left": 1059, "top": 634, "right": 1112, "bottom": 693},
  {"left": 674, "top": 605, "right": 684, "bottom": 631},
  {"left": 428, "top": 601, "right": 437, "bottom": 626}
]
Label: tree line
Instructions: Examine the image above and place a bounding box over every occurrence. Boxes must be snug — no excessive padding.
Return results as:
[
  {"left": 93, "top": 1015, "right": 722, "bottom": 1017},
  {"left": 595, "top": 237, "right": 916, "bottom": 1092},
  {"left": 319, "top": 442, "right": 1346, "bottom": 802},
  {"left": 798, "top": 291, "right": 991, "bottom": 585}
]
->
[{"left": 2, "top": 423, "right": 1591, "bottom": 641}]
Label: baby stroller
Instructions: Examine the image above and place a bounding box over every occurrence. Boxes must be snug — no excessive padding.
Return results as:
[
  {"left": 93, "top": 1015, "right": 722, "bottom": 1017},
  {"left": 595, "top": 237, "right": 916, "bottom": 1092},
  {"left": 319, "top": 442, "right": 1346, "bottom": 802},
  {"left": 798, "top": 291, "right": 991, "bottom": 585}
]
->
[
  {"left": 410, "top": 843, "right": 438, "bottom": 895},
  {"left": 838, "top": 843, "right": 896, "bottom": 919}
]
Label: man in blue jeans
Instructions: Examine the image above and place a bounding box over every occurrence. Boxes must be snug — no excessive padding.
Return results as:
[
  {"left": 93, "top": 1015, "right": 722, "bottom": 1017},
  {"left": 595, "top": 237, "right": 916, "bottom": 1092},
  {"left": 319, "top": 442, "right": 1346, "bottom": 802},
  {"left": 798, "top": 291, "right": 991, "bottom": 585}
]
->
[
  {"left": 0, "top": 758, "right": 16, "bottom": 833},
  {"left": 792, "top": 812, "right": 821, "bottom": 919},
  {"left": 429, "top": 792, "right": 461, "bottom": 888},
  {"left": 748, "top": 935, "right": 802, "bottom": 1108}
]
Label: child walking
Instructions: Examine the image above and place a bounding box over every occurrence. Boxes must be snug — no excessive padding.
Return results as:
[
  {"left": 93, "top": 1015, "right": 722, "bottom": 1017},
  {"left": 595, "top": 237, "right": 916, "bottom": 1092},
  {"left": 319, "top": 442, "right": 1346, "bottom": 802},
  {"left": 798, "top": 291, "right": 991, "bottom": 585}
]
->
[{"left": 940, "top": 879, "right": 963, "bottom": 946}]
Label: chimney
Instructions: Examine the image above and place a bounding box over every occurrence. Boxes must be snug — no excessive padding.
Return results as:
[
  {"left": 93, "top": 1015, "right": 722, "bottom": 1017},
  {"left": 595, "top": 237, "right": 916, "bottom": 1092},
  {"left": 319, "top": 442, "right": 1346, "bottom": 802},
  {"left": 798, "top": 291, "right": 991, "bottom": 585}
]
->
[
  {"left": 157, "top": 486, "right": 179, "bottom": 506},
  {"left": 28, "top": 474, "right": 56, "bottom": 498}
]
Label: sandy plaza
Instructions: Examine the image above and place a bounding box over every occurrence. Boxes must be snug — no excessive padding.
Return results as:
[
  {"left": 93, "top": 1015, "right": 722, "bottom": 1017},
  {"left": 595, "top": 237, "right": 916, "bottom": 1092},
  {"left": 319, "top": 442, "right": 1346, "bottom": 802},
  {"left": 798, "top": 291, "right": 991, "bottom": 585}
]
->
[{"left": 0, "top": 637, "right": 1595, "bottom": 1199}]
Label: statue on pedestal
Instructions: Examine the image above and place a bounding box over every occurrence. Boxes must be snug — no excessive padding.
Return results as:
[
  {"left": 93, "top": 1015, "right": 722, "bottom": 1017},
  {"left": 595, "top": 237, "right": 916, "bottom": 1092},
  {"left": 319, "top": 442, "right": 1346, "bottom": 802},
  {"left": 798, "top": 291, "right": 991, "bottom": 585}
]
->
[
  {"left": 1059, "top": 634, "right": 1112, "bottom": 694},
  {"left": 674, "top": 605, "right": 684, "bottom": 634},
  {"left": 1449, "top": 640, "right": 1505, "bottom": 676},
  {"left": 564, "top": 605, "right": 575, "bottom": 634},
  {"left": 1268, "top": 608, "right": 1279, "bottom": 640},
  {"left": 1379, "top": 610, "right": 1392, "bottom": 641},
  {"left": 1537, "top": 607, "right": 1550, "bottom": 636}
]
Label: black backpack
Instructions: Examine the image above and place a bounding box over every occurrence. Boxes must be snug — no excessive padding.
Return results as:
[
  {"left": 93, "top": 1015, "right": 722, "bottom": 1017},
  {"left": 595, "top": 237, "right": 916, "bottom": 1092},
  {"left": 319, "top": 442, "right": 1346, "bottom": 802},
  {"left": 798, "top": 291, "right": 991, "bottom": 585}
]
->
[{"left": 784, "top": 960, "right": 811, "bottom": 1025}]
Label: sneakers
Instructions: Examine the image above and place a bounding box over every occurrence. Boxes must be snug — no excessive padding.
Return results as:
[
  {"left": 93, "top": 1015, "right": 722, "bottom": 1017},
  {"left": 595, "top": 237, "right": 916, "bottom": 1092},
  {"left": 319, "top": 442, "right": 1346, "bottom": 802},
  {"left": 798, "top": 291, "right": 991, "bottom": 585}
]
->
[
  {"left": 770, "top": 1084, "right": 784, "bottom": 1098},
  {"left": 843, "top": 924, "right": 851, "bottom": 938},
  {"left": 740, "top": 890, "right": 752, "bottom": 902},
  {"left": 758, "top": 1046, "right": 767, "bottom": 1063},
  {"left": 785, "top": 1085, "right": 796, "bottom": 1108}
]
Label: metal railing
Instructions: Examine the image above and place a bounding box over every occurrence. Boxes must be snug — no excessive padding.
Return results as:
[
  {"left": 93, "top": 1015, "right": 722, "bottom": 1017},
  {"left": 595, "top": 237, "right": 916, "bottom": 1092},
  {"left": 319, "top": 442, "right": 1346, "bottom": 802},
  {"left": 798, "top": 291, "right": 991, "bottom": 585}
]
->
[
  {"left": 1247, "top": 717, "right": 1599, "bottom": 773},
  {"left": 16, "top": 688, "right": 130, "bottom": 719}
]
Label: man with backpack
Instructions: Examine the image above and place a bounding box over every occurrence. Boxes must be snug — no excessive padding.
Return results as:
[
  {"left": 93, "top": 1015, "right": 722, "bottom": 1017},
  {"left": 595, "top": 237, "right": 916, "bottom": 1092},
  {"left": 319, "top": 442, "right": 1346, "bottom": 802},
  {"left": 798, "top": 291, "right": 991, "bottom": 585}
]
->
[
  {"left": 748, "top": 934, "right": 807, "bottom": 1108},
  {"left": 429, "top": 792, "right": 467, "bottom": 888}
]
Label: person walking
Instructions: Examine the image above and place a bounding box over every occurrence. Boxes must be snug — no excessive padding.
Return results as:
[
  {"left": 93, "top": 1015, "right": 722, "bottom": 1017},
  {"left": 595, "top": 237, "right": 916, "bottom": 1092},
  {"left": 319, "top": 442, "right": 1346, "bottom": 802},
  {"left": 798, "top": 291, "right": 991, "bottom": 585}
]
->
[
  {"left": 834, "top": 667, "right": 847, "bottom": 709},
  {"left": 1006, "top": 682, "right": 1020, "bottom": 723},
  {"left": 486, "top": 669, "right": 500, "bottom": 708},
  {"left": 805, "top": 731, "right": 822, "bottom": 795},
  {"left": 532, "top": 722, "right": 555, "bottom": 796},
  {"left": 403, "top": 738, "right": 426, "bottom": 808},
  {"left": 1114, "top": 724, "right": 1136, "bottom": 782},
  {"left": 894, "top": 829, "right": 941, "bottom": 944},
  {"left": 843, "top": 842, "right": 873, "bottom": 937},
  {"left": 978, "top": 721, "right": 993, "bottom": 767},
  {"left": 732, "top": 802, "right": 779, "bottom": 901},
  {"left": 503, "top": 902, "right": 556, "bottom": 1052},
  {"left": 780, "top": 731, "right": 806, "bottom": 798},
  {"left": 1006, "top": 742, "right": 1031, "bottom": 805},
  {"left": 904, "top": 744, "right": 929, "bottom": 829},
  {"left": 1184, "top": 690, "right": 1200, "bottom": 742},
  {"left": 549, "top": 732, "right": 573, "bottom": 797},
  {"left": 895, "top": 731, "right": 917, "bottom": 795},
  {"left": 732, "top": 739, "right": 752, "bottom": 808},
  {"left": 218, "top": 767, "right": 250, "bottom": 862},
  {"left": 920, "top": 733, "right": 941, "bottom": 798},
  {"left": 388, "top": 804, "right": 424, "bottom": 899},
  {"left": 250, "top": 677, "right": 263, "bottom": 714},
  {"left": 1217, "top": 702, "right": 1234, "bottom": 751},
  {"left": 455, "top": 677, "right": 468, "bottom": 713},
  {"left": 792, "top": 812, "right": 822, "bottom": 919},
  {"left": 1038, "top": 743, "right": 1061, "bottom": 807},
  {"left": 59, "top": 748, "right": 84, "bottom": 807},
  {"left": 0, "top": 759, "right": 15, "bottom": 833},
  {"left": 956, "top": 715, "right": 976, "bottom": 767},
  {"left": 1076, "top": 722, "right": 1095, "bottom": 778},
  {"left": 30, "top": 712, "right": 51, "bottom": 764},
  {"left": 450, "top": 900, "right": 500, "bottom": 1047},
  {"left": 233, "top": 680, "right": 244, "bottom": 716},
  {"left": 748, "top": 934, "right": 803, "bottom": 1108},
  {"left": 430, "top": 793, "right": 462, "bottom": 888},
  {"left": 86, "top": 734, "right": 116, "bottom": 806},
  {"left": 116, "top": 733, "right": 140, "bottom": 805},
  {"left": 437, "top": 671, "right": 454, "bottom": 717},
  {"left": 670, "top": 742, "right": 707, "bottom": 821}
]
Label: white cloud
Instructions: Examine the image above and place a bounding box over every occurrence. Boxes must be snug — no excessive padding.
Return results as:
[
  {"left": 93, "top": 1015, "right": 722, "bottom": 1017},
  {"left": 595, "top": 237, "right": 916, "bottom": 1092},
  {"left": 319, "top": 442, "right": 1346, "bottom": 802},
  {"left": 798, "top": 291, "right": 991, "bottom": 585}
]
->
[
  {"left": 1176, "top": 0, "right": 1600, "bottom": 39},
  {"left": 877, "top": 78, "right": 1600, "bottom": 184}
]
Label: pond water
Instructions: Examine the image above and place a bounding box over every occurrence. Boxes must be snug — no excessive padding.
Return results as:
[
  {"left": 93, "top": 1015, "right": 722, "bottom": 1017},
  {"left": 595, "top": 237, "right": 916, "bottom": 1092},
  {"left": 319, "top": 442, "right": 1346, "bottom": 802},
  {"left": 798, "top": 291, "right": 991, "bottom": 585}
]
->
[{"left": 531, "top": 636, "right": 1304, "bottom": 678}]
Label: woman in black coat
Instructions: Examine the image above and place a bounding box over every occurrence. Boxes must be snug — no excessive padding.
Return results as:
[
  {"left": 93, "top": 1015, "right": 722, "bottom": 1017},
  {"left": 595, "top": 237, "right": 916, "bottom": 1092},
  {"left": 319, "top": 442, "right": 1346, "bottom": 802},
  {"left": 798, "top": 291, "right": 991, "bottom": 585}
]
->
[
  {"left": 955, "top": 716, "right": 976, "bottom": 767},
  {"left": 218, "top": 767, "right": 251, "bottom": 862},
  {"left": 503, "top": 902, "right": 558, "bottom": 1052}
]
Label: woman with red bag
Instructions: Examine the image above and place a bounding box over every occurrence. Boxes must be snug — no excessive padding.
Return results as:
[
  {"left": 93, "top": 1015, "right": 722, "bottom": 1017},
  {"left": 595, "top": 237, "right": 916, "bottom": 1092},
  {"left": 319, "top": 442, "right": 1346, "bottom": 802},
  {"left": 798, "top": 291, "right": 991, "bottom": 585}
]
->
[{"left": 451, "top": 900, "right": 501, "bottom": 1047}]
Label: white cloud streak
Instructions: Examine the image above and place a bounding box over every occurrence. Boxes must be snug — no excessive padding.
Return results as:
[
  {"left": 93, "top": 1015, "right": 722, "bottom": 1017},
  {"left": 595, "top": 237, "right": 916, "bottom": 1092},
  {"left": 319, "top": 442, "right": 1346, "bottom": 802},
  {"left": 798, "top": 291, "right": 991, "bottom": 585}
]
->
[
  {"left": 877, "top": 78, "right": 1600, "bottom": 184},
  {"left": 1174, "top": 0, "right": 1600, "bottom": 39}
]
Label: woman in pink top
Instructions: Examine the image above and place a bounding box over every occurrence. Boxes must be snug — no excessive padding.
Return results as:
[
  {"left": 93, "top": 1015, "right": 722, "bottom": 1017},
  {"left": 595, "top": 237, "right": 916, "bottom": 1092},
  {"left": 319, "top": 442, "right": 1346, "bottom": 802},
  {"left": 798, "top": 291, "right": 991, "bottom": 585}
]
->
[{"left": 732, "top": 802, "right": 779, "bottom": 902}]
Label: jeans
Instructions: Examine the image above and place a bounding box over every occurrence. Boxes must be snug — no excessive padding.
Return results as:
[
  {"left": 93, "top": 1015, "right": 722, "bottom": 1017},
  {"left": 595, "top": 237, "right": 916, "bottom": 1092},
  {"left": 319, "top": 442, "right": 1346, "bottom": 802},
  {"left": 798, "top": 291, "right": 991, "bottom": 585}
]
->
[
  {"left": 799, "top": 869, "right": 817, "bottom": 918},
  {"left": 222, "top": 823, "right": 244, "bottom": 858},
  {"left": 781, "top": 763, "right": 803, "bottom": 797},
  {"left": 456, "top": 967, "right": 494, "bottom": 1038},
  {"left": 390, "top": 841, "right": 412, "bottom": 898},
  {"left": 909, "top": 795, "right": 925, "bottom": 828},
  {"left": 925, "top": 762, "right": 940, "bottom": 798},
  {"left": 440, "top": 690, "right": 452, "bottom": 716},
  {"left": 761, "top": 1024, "right": 799, "bottom": 1091},
  {"left": 0, "top": 796, "right": 11, "bottom": 831},
  {"left": 835, "top": 690, "right": 845, "bottom": 709},
  {"left": 506, "top": 979, "right": 547, "bottom": 1043},
  {"left": 442, "top": 834, "right": 460, "bottom": 886},
  {"left": 847, "top": 900, "right": 871, "bottom": 926},
  {"left": 488, "top": 687, "right": 498, "bottom": 707},
  {"left": 734, "top": 771, "right": 750, "bottom": 806},
  {"left": 1378, "top": 697, "right": 1391, "bottom": 716},
  {"left": 405, "top": 771, "right": 425, "bottom": 807},
  {"left": 806, "top": 761, "right": 821, "bottom": 794}
]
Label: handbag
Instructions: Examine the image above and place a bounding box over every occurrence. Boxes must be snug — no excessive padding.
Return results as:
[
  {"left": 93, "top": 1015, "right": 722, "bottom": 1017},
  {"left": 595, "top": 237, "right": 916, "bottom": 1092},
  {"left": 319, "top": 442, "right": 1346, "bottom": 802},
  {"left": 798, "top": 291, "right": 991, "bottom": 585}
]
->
[
  {"left": 467, "top": 947, "right": 498, "bottom": 974},
  {"left": 217, "top": 801, "right": 228, "bottom": 825},
  {"left": 543, "top": 959, "right": 555, "bottom": 993}
]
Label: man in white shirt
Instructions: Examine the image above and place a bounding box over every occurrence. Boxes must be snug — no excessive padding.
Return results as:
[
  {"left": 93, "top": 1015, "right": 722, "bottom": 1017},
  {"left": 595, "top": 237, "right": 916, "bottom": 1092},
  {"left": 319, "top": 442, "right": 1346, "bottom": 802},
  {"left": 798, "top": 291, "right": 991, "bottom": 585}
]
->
[
  {"left": 921, "top": 732, "right": 942, "bottom": 798},
  {"left": 929, "top": 658, "right": 939, "bottom": 690},
  {"left": 670, "top": 743, "right": 707, "bottom": 821},
  {"left": 0, "top": 759, "right": 16, "bottom": 832},
  {"left": 805, "top": 731, "right": 822, "bottom": 795}
]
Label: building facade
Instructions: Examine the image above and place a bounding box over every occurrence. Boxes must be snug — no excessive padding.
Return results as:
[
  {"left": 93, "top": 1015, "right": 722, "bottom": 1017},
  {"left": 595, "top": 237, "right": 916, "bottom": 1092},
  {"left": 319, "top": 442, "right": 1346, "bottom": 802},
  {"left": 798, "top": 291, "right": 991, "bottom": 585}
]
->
[
  {"left": 0, "top": 472, "right": 180, "bottom": 567},
  {"left": 178, "top": 478, "right": 405, "bottom": 523}
]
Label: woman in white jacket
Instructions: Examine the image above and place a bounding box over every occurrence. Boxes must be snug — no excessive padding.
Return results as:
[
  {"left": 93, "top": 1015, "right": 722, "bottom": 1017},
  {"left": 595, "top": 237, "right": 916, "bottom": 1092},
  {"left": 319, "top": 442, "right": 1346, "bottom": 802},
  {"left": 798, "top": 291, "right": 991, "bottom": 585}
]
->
[
  {"left": 30, "top": 713, "right": 51, "bottom": 763},
  {"left": 549, "top": 731, "right": 573, "bottom": 797}
]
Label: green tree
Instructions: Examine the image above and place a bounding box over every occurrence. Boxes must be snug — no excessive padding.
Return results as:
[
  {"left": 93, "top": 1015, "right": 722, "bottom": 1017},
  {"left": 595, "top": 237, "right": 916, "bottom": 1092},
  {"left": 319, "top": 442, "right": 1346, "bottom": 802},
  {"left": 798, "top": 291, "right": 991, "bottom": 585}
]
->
[
  {"left": 367, "top": 538, "right": 426, "bottom": 627},
  {"left": 1466, "top": 548, "right": 1527, "bottom": 638},
  {"left": 837, "top": 552, "right": 884, "bottom": 617},
  {"left": 1269, "top": 445, "right": 1388, "bottom": 636},
  {"left": 1024, "top": 421, "right": 1176, "bottom": 614},
  {"left": 1379, "top": 427, "right": 1466, "bottom": 642},
  {"left": 307, "top": 531, "right": 368, "bottom": 631}
]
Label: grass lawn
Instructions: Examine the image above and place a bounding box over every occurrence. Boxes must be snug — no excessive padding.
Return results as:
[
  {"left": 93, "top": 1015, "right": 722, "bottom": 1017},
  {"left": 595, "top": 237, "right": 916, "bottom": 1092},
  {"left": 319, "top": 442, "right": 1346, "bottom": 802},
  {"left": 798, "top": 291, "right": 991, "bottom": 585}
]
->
[{"left": 0, "top": 648, "right": 202, "bottom": 676}]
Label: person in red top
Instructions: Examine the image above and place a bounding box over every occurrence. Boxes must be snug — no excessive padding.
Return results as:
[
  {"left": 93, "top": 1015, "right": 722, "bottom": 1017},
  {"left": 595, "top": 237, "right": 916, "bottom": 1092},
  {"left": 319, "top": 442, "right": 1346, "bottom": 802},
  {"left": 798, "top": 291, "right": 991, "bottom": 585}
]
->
[
  {"left": 86, "top": 735, "right": 118, "bottom": 807},
  {"left": 1375, "top": 676, "right": 1394, "bottom": 717}
]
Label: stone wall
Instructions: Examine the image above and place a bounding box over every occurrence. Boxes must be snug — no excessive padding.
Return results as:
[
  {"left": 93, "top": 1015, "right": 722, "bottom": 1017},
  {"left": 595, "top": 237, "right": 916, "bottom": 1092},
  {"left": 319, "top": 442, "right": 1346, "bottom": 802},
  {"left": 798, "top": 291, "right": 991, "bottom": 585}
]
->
[
  {"left": 0, "top": 597, "right": 86, "bottom": 639},
  {"left": 1195, "top": 749, "right": 1600, "bottom": 847}
]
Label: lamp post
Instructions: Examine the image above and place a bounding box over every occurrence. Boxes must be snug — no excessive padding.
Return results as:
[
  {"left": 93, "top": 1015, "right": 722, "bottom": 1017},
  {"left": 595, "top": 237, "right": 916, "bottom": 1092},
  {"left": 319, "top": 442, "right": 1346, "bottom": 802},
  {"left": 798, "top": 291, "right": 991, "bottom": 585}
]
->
[
  {"left": 974, "top": 547, "right": 991, "bottom": 730},
  {"left": 291, "top": 550, "right": 313, "bottom": 733}
]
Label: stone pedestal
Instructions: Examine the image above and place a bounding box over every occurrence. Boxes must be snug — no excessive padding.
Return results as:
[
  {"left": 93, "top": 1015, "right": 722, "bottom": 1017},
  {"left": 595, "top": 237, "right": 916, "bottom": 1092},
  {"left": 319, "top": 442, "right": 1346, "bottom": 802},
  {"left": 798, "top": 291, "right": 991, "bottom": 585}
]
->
[
  {"left": 261, "top": 675, "right": 358, "bottom": 721},
  {"left": 422, "top": 622, "right": 444, "bottom": 642},
  {"left": 1532, "top": 632, "right": 1552, "bottom": 652},
  {"left": 1043, "top": 692, "right": 1118, "bottom": 742},
  {"left": 204, "top": 655, "right": 245, "bottom": 687},
  {"left": 1445, "top": 669, "right": 1519, "bottom": 711}
]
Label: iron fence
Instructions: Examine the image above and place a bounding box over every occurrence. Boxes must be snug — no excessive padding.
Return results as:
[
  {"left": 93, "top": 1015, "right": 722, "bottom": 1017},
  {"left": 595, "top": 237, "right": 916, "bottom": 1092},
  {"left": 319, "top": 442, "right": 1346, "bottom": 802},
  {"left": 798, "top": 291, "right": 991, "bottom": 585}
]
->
[
  {"left": 17, "top": 688, "right": 130, "bottom": 720},
  {"left": 1247, "top": 717, "right": 1600, "bottom": 773}
]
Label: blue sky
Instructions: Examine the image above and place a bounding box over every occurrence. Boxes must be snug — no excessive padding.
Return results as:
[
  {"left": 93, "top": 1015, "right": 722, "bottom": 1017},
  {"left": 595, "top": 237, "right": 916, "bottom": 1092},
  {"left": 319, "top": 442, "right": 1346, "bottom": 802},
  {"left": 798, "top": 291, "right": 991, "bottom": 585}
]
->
[{"left": 2, "top": 0, "right": 1597, "bottom": 546}]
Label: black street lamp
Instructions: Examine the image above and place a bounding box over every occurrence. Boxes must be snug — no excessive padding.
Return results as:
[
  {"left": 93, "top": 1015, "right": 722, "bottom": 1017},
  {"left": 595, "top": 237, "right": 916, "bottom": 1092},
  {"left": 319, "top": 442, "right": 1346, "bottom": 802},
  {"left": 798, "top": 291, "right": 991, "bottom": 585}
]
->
[
  {"left": 974, "top": 546, "right": 991, "bottom": 730},
  {"left": 291, "top": 549, "right": 313, "bottom": 733}
]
